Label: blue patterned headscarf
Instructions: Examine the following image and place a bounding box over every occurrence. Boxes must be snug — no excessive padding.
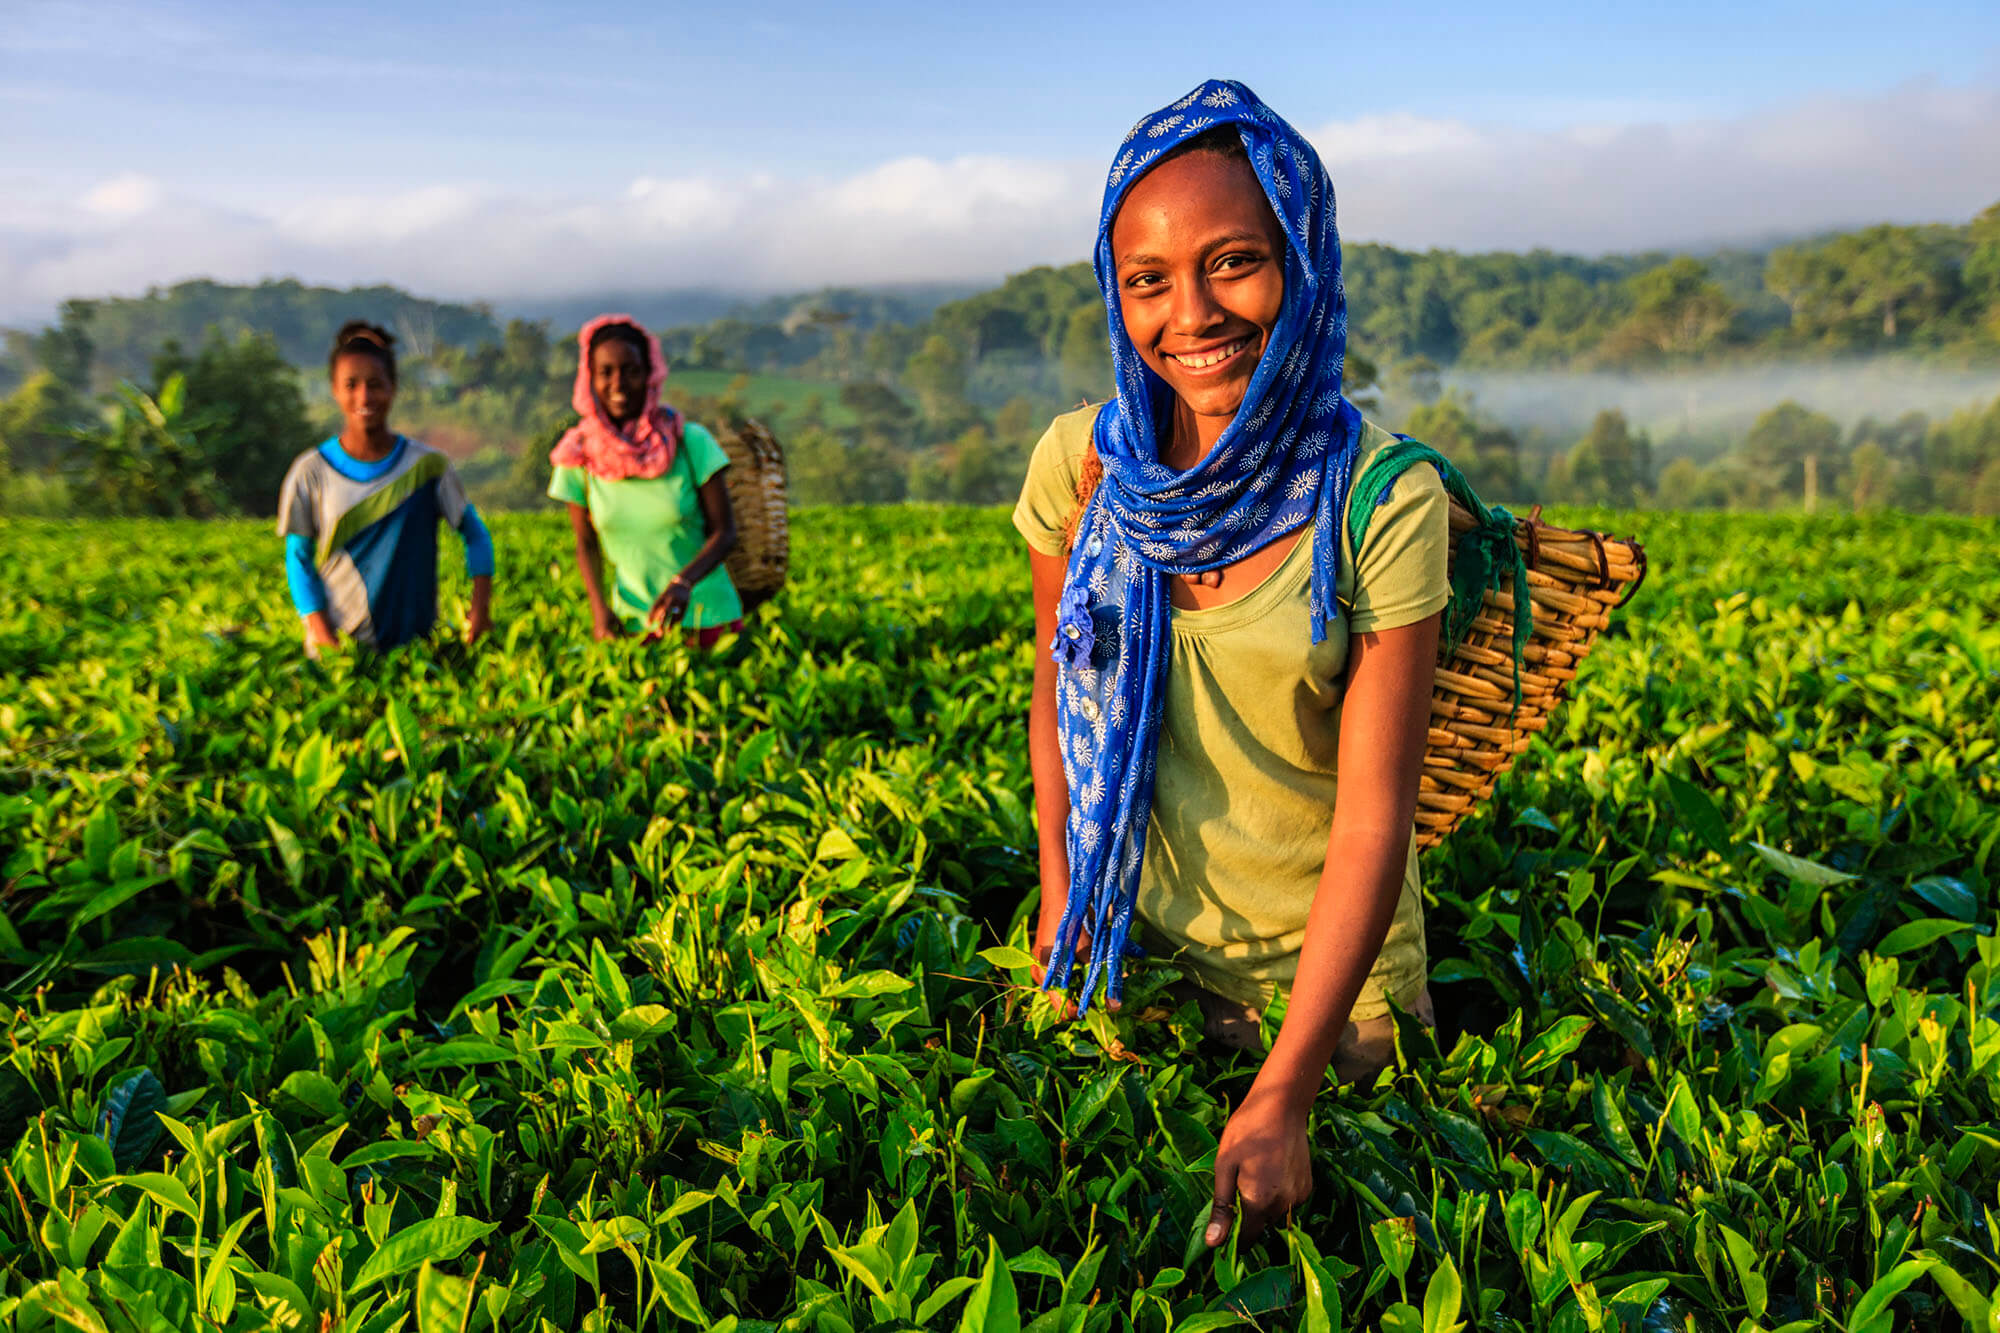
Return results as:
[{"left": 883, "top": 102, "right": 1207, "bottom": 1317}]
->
[{"left": 1042, "top": 79, "right": 1365, "bottom": 1014}]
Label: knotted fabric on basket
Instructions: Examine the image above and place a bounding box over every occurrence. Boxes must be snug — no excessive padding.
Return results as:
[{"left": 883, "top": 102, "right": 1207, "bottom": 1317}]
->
[
  {"left": 1042, "top": 78, "right": 1368, "bottom": 1014},
  {"left": 1349, "top": 440, "right": 1533, "bottom": 710}
]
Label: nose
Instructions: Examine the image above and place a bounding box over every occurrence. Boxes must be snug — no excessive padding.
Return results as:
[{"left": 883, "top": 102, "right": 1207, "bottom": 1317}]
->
[{"left": 1166, "top": 273, "right": 1226, "bottom": 338}]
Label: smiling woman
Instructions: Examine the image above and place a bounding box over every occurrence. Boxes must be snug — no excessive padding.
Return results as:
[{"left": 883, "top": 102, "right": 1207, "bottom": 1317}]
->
[
  {"left": 547, "top": 314, "right": 741, "bottom": 646},
  {"left": 1014, "top": 81, "right": 1451, "bottom": 1252}
]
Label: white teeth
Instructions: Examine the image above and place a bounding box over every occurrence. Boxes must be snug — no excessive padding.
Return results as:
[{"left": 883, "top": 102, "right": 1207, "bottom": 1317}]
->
[{"left": 1170, "top": 338, "right": 1247, "bottom": 369}]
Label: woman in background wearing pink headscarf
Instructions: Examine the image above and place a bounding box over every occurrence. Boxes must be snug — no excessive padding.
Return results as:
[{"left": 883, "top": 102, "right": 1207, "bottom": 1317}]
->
[{"left": 548, "top": 315, "right": 741, "bottom": 645}]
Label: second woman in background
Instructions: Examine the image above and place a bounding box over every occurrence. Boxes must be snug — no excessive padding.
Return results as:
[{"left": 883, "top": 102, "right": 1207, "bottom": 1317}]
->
[{"left": 549, "top": 314, "right": 741, "bottom": 644}]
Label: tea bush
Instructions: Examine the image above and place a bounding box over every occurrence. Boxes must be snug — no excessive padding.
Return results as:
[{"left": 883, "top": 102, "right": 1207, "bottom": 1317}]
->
[{"left": 0, "top": 508, "right": 1995, "bottom": 1331}]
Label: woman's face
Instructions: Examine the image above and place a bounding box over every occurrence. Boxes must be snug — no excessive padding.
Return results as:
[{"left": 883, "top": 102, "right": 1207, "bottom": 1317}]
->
[
  {"left": 331, "top": 352, "right": 395, "bottom": 436},
  {"left": 1110, "top": 149, "right": 1285, "bottom": 431},
  {"left": 591, "top": 337, "right": 648, "bottom": 424}
]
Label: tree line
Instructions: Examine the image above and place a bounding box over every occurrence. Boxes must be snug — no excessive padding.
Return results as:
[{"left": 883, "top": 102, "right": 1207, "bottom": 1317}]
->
[{"left": 4, "top": 200, "right": 1998, "bottom": 516}]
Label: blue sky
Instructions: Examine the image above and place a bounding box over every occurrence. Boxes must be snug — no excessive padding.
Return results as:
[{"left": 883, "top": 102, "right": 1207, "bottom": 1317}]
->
[{"left": 3, "top": 1, "right": 1998, "bottom": 319}]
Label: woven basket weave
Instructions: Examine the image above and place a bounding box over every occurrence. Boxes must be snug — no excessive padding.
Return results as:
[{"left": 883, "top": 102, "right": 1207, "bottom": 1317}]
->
[
  {"left": 1415, "top": 500, "right": 1644, "bottom": 847},
  {"left": 716, "top": 419, "right": 789, "bottom": 610},
  {"left": 1062, "top": 446, "right": 1645, "bottom": 850}
]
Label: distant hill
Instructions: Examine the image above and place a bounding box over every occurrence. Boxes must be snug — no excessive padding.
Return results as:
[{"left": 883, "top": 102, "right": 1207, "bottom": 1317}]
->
[
  {"left": 43, "top": 279, "right": 505, "bottom": 385},
  {"left": 503, "top": 283, "right": 974, "bottom": 341},
  {"left": 0, "top": 278, "right": 986, "bottom": 389},
  {"left": 7, "top": 199, "right": 1993, "bottom": 401}
]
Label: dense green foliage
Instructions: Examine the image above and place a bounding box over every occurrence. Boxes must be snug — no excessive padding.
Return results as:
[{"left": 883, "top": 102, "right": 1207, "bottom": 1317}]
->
[{"left": 1, "top": 508, "right": 1996, "bottom": 1330}]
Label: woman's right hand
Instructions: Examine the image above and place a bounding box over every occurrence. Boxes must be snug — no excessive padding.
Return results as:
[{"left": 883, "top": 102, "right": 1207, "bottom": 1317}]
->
[
  {"left": 591, "top": 606, "right": 626, "bottom": 641},
  {"left": 303, "top": 613, "right": 339, "bottom": 651}
]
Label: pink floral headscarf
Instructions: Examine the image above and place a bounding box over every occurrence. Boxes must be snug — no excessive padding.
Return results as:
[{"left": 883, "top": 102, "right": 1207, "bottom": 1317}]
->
[{"left": 548, "top": 313, "right": 684, "bottom": 481}]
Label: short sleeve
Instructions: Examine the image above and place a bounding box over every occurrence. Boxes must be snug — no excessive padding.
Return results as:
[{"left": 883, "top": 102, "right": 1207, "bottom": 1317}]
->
[
  {"left": 275, "top": 453, "right": 318, "bottom": 542},
  {"left": 683, "top": 423, "right": 729, "bottom": 487},
  {"left": 1012, "top": 407, "right": 1097, "bottom": 557},
  {"left": 435, "top": 460, "right": 470, "bottom": 529},
  {"left": 1345, "top": 462, "right": 1450, "bottom": 634},
  {"left": 548, "top": 465, "right": 590, "bottom": 507}
]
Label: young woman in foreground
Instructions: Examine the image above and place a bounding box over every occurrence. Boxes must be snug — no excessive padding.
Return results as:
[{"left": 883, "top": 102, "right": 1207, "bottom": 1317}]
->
[
  {"left": 548, "top": 315, "right": 740, "bottom": 645},
  {"left": 277, "top": 323, "right": 495, "bottom": 654},
  {"left": 1015, "top": 81, "right": 1447, "bottom": 1249}
]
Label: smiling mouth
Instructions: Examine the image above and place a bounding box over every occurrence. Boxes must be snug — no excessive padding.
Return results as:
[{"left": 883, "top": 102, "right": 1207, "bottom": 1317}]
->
[{"left": 1165, "top": 337, "right": 1252, "bottom": 372}]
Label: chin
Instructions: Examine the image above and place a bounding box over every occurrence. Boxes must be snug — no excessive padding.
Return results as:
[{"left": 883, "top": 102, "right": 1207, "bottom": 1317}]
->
[{"left": 1170, "top": 378, "right": 1253, "bottom": 422}]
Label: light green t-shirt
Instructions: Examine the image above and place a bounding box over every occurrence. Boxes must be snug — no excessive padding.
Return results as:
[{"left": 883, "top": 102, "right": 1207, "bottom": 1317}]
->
[
  {"left": 549, "top": 422, "right": 744, "bottom": 631},
  {"left": 1011, "top": 406, "right": 1450, "bottom": 1019}
]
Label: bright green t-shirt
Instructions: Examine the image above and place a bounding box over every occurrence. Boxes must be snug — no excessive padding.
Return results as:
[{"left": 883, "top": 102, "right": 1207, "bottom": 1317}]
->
[
  {"left": 549, "top": 422, "right": 744, "bottom": 631},
  {"left": 1011, "top": 406, "right": 1450, "bottom": 1020}
]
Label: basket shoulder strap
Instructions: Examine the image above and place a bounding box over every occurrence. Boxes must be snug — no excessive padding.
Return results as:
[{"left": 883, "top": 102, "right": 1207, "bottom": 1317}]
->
[{"left": 1345, "top": 436, "right": 1496, "bottom": 555}]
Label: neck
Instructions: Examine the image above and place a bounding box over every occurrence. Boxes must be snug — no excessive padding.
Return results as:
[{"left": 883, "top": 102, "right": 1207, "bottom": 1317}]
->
[
  {"left": 340, "top": 426, "right": 395, "bottom": 460},
  {"left": 1163, "top": 396, "right": 1233, "bottom": 470}
]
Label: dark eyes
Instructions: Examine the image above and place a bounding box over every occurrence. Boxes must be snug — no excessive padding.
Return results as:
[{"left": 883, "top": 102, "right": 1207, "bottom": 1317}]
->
[{"left": 1122, "top": 250, "right": 1265, "bottom": 291}]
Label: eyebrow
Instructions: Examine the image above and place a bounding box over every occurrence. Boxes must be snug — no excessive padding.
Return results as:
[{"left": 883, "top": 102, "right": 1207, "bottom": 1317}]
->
[{"left": 1116, "top": 229, "right": 1273, "bottom": 268}]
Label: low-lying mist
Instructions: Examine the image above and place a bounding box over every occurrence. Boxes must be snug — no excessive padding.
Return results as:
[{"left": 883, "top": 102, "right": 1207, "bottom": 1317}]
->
[{"left": 1431, "top": 359, "right": 2000, "bottom": 452}]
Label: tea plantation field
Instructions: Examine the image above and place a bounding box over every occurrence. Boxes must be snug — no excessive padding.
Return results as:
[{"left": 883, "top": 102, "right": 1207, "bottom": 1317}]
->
[{"left": 0, "top": 507, "right": 1996, "bottom": 1332}]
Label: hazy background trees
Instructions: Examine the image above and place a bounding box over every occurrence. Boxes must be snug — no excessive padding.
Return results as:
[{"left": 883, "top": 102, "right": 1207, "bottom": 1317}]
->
[{"left": 7, "top": 199, "right": 2000, "bottom": 516}]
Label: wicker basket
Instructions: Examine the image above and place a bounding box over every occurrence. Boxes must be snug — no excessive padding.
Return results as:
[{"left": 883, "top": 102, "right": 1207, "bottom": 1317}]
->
[
  {"left": 1416, "top": 501, "right": 1644, "bottom": 847},
  {"left": 716, "top": 419, "right": 789, "bottom": 611},
  {"left": 1062, "top": 447, "right": 1646, "bottom": 850}
]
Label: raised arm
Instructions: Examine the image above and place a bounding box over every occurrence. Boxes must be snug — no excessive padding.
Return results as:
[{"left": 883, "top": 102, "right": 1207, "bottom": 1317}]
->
[
  {"left": 1206, "top": 610, "right": 1440, "bottom": 1246},
  {"left": 566, "top": 502, "right": 623, "bottom": 640}
]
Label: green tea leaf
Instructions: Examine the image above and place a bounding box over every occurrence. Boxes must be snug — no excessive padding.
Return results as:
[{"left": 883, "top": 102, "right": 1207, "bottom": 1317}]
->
[
  {"left": 1846, "top": 1259, "right": 1929, "bottom": 1333},
  {"left": 97, "top": 1067, "right": 166, "bottom": 1171},
  {"left": 1664, "top": 773, "right": 1730, "bottom": 854},
  {"left": 1422, "top": 1254, "right": 1466, "bottom": 1333},
  {"left": 1518, "top": 1015, "right": 1594, "bottom": 1076},
  {"left": 1877, "top": 917, "right": 1976, "bottom": 956},
  {"left": 112, "top": 1171, "right": 197, "bottom": 1220},
  {"left": 1749, "top": 842, "right": 1855, "bottom": 887},
  {"left": 1717, "top": 1224, "right": 1766, "bottom": 1320},
  {"left": 414, "top": 1261, "right": 474, "bottom": 1333},
  {"left": 350, "top": 1217, "right": 497, "bottom": 1293},
  {"left": 958, "top": 1238, "right": 1019, "bottom": 1333},
  {"left": 276, "top": 1071, "right": 346, "bottom": 1119},
  {"left": 386, "top": 699, "right": 427, "bottom": 775}
]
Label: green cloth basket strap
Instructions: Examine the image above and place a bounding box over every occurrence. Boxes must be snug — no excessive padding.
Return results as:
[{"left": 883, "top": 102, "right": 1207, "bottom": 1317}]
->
[{"left": 1344, "top": 437, "right": 1533, "bottom": 710}]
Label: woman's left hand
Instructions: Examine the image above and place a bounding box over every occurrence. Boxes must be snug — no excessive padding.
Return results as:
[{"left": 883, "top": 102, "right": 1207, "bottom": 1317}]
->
[
  {"left": 464, "top": 605, "right": 494, "bottom": 643},
  {"left": 1206, "top": 1083, "right": 1313, "bottom": 1247},
  {"left": 645, "top": 577, "right": 693, "bottom": 637}
]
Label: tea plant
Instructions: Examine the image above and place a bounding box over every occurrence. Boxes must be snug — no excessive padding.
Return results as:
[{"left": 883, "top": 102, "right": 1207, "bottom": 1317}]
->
[{"left": 0, "top": 509, "right": 1995, "bottom": 1331}]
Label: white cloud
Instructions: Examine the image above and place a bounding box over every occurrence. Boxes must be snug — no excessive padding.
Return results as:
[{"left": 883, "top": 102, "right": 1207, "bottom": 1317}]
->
[
  {"left": 80, "top": 174, "right": 166, "bottom": 217},
  {"left": 1, "top": 78, "right": 1995, "bottom": 325},
  {"left": 1310, "top": 78, "right": 2000, "bottom": 252}
]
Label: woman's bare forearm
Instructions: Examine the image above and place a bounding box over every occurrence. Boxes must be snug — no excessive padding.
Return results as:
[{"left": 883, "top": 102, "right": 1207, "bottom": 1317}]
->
[
  {"left": 678, "top": 475, "right": 738, "bottom": 590},
  {"left": 1030, "top": 651, "right": 1072, "bottom": 919},
  {"left": 1028, "top": 548, "right": 1074, "bottom": 935},
  {"left": 678, "top": 517, "right": 736, "bottom": 589},
  {"left": 574, "top": 536, "right": 614, "bottom": 617}
]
